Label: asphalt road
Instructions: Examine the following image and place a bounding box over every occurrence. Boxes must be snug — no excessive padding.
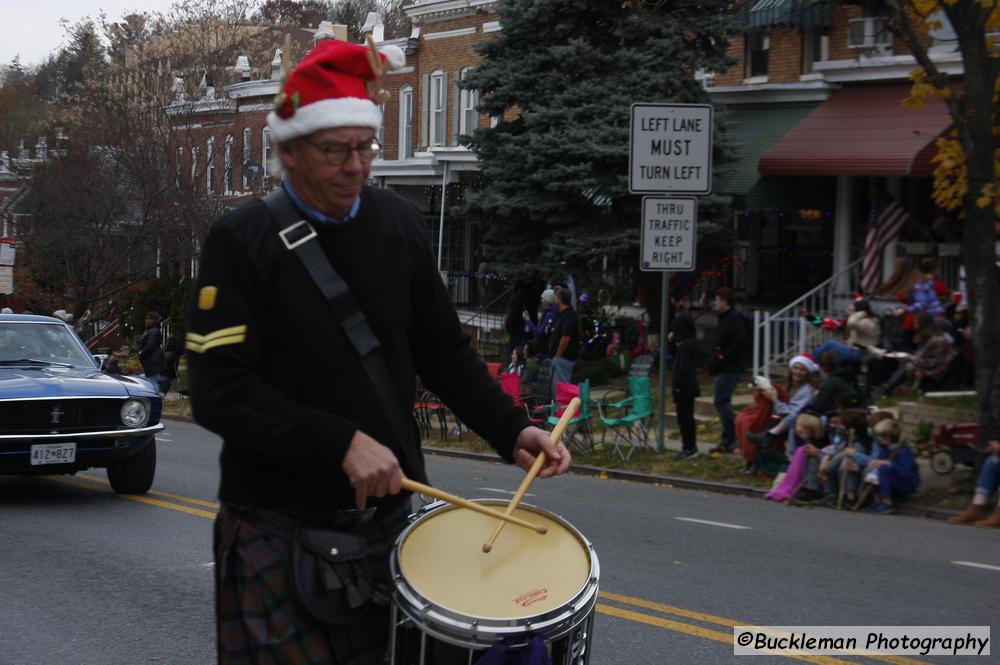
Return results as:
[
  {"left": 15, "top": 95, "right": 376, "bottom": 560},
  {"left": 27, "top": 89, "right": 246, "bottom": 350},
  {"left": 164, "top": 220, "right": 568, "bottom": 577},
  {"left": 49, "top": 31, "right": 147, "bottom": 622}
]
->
[{"left": 0, "top": 418, "right": 997, "bottom": 665}]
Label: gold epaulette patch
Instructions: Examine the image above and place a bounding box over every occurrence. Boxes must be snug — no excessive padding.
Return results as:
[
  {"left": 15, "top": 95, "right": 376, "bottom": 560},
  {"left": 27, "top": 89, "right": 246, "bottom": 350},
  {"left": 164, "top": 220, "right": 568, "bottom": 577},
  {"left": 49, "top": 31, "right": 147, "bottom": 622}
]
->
[
  {"left": 185, "top": 325, "right": 247, "bottom": 353},
  {"left": 198, "top": 286, "right": 218, "bottom": 311}
]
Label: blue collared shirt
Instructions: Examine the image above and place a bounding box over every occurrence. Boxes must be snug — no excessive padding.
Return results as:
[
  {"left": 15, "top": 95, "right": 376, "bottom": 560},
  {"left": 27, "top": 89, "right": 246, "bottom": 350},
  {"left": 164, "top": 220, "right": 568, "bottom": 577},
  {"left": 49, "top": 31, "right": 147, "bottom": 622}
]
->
[{"left": 282, "top": 179, "right": 361, "bottom": 225}]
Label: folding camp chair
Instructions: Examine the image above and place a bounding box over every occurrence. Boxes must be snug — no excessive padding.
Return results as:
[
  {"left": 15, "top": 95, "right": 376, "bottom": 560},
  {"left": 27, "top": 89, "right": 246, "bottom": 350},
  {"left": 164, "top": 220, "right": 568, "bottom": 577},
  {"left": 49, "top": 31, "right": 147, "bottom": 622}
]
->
[
  {"left": 546, "top": 379, "right": 593, "bottom": 453},
  {"left": 595, "top": 375, "right": 653, "bottom": 460},
  {"left": 499, "top": 372, "right": 549, "bottom": 427},
  {"left": 414, "top": 390, "right": 449, "bottom": 441}
]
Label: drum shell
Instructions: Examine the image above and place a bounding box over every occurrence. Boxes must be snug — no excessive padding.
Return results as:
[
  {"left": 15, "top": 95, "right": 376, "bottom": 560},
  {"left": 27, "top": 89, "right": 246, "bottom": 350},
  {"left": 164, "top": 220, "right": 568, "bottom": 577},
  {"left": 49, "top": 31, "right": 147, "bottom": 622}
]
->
[{"left": 389, "top": 499, "right": 600, "bottom": 652}]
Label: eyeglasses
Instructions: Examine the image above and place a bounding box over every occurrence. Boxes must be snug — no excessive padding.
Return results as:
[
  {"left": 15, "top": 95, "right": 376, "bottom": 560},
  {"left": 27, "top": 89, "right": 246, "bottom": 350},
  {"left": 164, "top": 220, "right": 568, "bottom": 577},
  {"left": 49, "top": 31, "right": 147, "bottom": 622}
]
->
[{"left": 300, "top": 136, "right": 381, "bottom": 165}]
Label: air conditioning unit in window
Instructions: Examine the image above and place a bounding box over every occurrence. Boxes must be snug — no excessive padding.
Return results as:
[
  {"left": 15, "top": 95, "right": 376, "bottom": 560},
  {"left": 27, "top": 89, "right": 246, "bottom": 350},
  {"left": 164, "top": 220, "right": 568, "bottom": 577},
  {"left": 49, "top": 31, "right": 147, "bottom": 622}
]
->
[{"left": 847, "top": 17, "right": 893, "bottom": 50}]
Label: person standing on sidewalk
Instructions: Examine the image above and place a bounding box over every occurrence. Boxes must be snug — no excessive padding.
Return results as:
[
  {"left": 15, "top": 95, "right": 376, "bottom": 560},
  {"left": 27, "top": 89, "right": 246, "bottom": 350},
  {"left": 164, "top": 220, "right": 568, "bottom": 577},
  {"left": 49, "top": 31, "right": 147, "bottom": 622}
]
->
[
  {"left": 709, "top": 287, "right": 749, "bottom": 453},
  {"left": 549, "top": 288, "right": 580, "bottom": 393},
  {"left": 186, "top": 40, "right": 571, "bottom": 665},
  {"left": 670, "top": 310, "right": 700, "bottom": 460}
]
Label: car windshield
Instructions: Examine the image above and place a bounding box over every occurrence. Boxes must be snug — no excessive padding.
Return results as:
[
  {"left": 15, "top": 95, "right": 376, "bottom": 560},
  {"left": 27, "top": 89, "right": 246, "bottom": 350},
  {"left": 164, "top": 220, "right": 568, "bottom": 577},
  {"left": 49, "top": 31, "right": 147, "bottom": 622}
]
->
[{"left": 0, "top": 323, "right": 94, "bottom": 367}]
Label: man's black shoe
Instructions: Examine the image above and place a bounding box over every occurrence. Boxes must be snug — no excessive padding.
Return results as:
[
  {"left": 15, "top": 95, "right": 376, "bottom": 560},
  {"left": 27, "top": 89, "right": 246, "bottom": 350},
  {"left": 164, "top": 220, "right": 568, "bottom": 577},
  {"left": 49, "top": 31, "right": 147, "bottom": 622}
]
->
[
  {"left": 709, "top": 443, "right": 733, "bottom": 454},
  {"left": 740, "top": 463, "right": 757, "bottom": 474},
  {"left": 674, "top": 449, "right": 700, "bottom": 461},
  {"left": 745, "top": 431, "right": 771, "bottom": 447}
]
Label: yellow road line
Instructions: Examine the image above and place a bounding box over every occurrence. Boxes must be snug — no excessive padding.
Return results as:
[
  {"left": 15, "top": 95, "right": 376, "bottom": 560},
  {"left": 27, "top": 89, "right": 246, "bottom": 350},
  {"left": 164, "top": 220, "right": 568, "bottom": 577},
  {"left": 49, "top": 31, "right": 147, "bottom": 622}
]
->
[
  {"left": 600, "top": 592, "right": 928, "bottom": 665},
  {"left": 47, "top": 477, "right": 928, "bottom": 665},
  {"left": 596, "top": 605, "right": 857, "bottom": 665},
  {"left": 76, "top": 473, "right": 219, "bottom": 509}
]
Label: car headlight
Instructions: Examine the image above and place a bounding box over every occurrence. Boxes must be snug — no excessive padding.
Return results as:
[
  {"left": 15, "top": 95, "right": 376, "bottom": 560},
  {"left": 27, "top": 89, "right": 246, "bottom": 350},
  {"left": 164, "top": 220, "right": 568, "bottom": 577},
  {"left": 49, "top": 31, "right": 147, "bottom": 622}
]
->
[{"left": 120, "top": 399, "right": 150, "bottom": 428}]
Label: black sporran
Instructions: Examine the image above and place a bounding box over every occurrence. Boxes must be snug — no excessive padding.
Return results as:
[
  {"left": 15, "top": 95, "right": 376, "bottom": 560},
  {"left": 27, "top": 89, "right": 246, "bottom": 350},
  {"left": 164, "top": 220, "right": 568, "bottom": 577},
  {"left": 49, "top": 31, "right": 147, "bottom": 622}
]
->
[{"left": 288, "top": 527, "right": 373, "bottom": 626}]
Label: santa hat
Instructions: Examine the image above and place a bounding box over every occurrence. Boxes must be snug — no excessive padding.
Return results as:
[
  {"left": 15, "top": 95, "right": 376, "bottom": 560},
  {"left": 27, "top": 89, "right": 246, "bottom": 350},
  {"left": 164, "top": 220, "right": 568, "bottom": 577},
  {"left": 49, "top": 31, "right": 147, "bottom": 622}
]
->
[
  {"left": 788, "top": 354, "right": 819, "bottom": 373},
  {"left": 267, "top": 40, "right": 405, "bottom": 143}
]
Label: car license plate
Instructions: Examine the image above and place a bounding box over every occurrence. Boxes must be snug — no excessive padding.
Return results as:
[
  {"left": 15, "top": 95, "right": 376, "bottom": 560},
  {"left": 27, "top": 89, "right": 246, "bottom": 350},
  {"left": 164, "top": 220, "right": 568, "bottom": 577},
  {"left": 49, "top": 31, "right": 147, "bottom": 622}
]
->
[{"left": 30, "top": 442, "right": 76, "bottom": 466}]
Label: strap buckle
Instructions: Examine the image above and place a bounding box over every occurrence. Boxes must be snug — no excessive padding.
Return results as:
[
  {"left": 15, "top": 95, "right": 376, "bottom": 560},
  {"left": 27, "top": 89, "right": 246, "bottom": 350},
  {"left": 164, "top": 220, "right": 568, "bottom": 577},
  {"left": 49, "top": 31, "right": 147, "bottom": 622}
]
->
[{"left": 279, "top": 219, "right": 317, "bottom": 251}]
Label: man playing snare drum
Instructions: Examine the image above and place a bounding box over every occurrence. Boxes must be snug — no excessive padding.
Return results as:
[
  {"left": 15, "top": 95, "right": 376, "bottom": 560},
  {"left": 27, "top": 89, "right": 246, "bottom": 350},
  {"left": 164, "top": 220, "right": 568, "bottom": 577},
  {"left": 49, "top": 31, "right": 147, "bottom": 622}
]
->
[{"left": 187, "top": 40, "right": 571, "bottom": 664}]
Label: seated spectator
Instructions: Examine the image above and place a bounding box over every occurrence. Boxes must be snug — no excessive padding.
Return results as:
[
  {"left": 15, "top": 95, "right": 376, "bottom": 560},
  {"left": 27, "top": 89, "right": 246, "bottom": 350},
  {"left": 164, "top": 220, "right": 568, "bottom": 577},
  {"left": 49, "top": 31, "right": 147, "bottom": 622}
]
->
[
  {"left": 794, "top": 414, "right": 830, "bottom": 501},
  {"left": 746, "top": 355, "right": 819, "bottom": 456},
  {"left": 888, "top": 257, "right": 949, "bottom": 351},
  {"left": 817, "top": 401, "right": 876, "bottom": 508},
  {"left": 849, "top": 418, "right": 920, "bottom": 514},
  {"left": 809, "top": 350, "right": 857, "bottom": 416},
  {"left": 948, "top": 440, "right": 1000, "bottom": 528},
  {"left": 763, "top": 413, "right": 825, "bottom": 503},
  {"left": 804, "top": 297, "right": 881, "bottom": 364},
  {"left": 736, "top": 376, "right": 789, "bottom": 475},
  {"left": 871, "top": 311, "right": 956, "bottom": 397}
]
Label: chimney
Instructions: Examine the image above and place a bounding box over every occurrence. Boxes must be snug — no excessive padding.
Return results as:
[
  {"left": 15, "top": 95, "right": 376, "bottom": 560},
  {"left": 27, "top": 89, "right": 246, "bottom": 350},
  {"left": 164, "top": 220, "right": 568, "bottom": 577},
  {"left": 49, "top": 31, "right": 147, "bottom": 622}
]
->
[
  {"left": 34, "top": 136, "right": 47, "bottom": 160},
  {"left": 361, "top": 13, "right": 384, "bottom": 42},
  {"left": 172, "top": 76, "right": 186, "bottom": 102},
  {"left": 234, "top": 55, "right": 251, "bottom": 82},
  {"left": 271, "top": 49, "right": 283, "bottom": 80},
  {"left": 18, "top": 139, "right": 28, "bottom": 161}
]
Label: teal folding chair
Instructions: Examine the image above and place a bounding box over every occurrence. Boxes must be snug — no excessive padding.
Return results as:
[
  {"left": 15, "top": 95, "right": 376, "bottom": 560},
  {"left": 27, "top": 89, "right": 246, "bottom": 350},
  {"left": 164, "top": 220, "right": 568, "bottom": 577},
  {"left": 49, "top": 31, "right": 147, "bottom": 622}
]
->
[
  {"left": 546, "top": 379, "right": 593, "bottom": 454},
  {"left": 596, "top": 375, "right": 653, "bottom": 460}
]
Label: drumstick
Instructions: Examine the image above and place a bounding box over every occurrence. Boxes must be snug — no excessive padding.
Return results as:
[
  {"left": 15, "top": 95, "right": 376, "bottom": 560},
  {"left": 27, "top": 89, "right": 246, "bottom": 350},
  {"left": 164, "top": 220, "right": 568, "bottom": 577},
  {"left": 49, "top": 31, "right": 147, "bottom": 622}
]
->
[
  {"left": 482, "top": 397, "right": 580, "bottom": 553},
  {"left": 400, "top": 477, "right": 548, "bottom": 534}
]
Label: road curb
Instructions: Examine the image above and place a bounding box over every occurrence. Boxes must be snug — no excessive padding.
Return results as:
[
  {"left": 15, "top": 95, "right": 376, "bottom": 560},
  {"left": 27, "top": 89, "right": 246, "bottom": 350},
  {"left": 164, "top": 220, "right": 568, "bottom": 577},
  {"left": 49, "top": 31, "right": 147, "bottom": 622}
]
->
[{"left": 158, "top": 417, "right": 962, "bottom": 521}]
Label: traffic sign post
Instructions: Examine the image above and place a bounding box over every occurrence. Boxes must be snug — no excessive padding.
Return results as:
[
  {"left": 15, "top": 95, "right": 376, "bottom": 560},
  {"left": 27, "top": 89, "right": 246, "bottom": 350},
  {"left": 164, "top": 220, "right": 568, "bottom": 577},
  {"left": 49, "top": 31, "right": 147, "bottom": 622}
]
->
[{"left": 629, "top": 102, "right": 712, "bottom": 453}]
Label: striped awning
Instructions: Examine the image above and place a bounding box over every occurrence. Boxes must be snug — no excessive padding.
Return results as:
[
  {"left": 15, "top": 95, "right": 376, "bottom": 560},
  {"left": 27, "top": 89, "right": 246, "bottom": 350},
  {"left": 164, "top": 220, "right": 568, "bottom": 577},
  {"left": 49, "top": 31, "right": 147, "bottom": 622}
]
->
[{"left": 747, "top": 0, "right": 832, "bottom": 30}]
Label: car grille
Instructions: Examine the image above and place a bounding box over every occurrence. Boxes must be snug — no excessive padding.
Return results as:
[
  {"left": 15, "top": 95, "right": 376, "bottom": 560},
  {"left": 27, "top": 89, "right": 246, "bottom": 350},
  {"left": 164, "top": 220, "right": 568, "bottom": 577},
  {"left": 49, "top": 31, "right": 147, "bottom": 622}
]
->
[{"left": 0, "top": 399, "right": 125, "bottom": 434}]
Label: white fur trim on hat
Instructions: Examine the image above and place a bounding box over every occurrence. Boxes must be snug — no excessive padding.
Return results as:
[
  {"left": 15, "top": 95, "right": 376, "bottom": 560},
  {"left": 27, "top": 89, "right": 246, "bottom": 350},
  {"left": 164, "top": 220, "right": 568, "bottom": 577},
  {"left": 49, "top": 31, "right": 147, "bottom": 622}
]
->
[
  {"left": 267, "top": 97, "right": 381, "bottom": 143},
  {"left": 788, "top": 354, "right": 819, "bottom": 373}
]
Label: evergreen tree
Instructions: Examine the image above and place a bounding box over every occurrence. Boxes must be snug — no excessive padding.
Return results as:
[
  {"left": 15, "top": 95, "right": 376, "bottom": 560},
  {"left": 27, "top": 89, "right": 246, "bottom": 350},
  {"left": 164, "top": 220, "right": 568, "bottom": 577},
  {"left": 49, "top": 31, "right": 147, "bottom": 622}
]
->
[{"left": 459, "top": 0, "right": 735, "bottom": 302}]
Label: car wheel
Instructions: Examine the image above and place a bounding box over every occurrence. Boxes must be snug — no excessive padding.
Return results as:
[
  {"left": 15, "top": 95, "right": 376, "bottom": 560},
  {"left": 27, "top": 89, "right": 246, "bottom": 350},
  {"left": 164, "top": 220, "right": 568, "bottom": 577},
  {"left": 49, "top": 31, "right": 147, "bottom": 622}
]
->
[
  {"left": 107, "top": 437, "right": 156, "bottom": 494},
  {"left": 930, "top": 449, "right": 954, "bottom": 475}
]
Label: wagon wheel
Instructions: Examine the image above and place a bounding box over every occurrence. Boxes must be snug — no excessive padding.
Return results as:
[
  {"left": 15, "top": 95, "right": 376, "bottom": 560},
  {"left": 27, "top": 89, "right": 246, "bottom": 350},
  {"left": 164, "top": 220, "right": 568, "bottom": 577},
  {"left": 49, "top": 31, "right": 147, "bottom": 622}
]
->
[{"left": 930, "top": 450, "right": 954, "bottom": 475}]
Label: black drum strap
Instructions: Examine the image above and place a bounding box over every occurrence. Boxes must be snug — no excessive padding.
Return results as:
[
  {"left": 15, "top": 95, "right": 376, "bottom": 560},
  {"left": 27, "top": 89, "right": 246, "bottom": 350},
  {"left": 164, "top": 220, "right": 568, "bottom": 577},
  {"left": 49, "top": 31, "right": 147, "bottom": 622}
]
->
[{"left": 262, "top": 188, "right": 426, "bottom": 483}]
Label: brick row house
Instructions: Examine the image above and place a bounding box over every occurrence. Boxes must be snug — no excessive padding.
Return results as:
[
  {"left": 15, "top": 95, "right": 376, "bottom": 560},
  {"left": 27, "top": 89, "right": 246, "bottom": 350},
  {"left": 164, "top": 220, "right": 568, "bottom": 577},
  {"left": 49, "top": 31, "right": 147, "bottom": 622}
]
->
[
  {"left": 708, "top": 0, "right": 966, "bottom": 304},
  {"left": 168, "top": 0, "right": 970, "bottom": 314}
]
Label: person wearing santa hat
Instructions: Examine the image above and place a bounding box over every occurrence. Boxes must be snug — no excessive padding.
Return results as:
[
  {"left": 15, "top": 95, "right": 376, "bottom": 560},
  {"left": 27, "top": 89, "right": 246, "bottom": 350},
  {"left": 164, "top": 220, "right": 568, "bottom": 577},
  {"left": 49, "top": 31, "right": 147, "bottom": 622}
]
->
[
  {"left": 745, "top": 354, "right": 820, "bottom": 456},
  {"left": 186, "top": 39, "right": 571, "bottom": 663}
]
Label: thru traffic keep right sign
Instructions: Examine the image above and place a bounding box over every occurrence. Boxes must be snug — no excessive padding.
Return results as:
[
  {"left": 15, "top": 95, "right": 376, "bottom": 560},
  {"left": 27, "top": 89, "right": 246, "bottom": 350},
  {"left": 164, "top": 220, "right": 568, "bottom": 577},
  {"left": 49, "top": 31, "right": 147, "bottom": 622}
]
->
[{"left": 640, "top": 196, "right": 697, "bottom": 272}]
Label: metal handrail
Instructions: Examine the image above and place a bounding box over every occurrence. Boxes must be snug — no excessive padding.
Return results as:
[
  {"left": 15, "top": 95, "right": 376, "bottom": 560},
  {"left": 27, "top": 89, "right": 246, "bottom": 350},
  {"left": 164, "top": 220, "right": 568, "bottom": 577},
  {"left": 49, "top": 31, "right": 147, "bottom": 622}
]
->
[
  {"left": 461, "top": 283, "right": 516, "bottom": 327},
  {"left": 752, "top": 257, "right": 863, "bottom": 379}
]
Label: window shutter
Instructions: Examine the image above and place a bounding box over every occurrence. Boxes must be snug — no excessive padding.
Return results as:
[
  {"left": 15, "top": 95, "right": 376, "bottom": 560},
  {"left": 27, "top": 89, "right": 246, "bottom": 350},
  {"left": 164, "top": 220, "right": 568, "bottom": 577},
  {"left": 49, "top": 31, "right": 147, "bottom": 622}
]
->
[
  {"left": 420, "top": 74, "right": 430, "bottom": 149},
  {"left": 451, "top": 70, "right": 461, "bottom": 144}
]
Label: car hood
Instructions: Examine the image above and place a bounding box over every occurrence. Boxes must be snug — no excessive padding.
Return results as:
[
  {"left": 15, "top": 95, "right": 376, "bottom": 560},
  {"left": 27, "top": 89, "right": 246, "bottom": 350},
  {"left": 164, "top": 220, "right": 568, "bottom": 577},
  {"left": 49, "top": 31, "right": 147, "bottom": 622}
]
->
[{"left": 0, "top": 366, "right": 156, "bottom": 399}]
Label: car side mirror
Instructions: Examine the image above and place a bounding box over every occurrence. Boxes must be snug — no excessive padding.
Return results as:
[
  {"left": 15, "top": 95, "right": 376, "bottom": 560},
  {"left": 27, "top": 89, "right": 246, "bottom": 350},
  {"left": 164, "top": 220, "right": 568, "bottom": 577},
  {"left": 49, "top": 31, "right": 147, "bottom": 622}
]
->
[{"left": 93, "top": 354, "right": 108, "bottom": 370}]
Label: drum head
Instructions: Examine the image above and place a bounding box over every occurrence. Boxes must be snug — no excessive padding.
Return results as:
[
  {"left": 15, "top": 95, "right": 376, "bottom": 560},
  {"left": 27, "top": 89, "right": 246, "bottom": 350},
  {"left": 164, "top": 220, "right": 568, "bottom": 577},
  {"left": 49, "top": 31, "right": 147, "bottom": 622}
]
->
[{"left": 397, "top": 503, "right": 592, "bottom": 620}]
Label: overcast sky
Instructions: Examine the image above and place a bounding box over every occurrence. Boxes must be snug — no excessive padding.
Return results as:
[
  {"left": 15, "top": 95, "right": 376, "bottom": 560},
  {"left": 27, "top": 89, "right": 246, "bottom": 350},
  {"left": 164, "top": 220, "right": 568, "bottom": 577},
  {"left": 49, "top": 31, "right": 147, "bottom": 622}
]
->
[{"left": 1, "top": 1, "right": 179, "bottom": 68}]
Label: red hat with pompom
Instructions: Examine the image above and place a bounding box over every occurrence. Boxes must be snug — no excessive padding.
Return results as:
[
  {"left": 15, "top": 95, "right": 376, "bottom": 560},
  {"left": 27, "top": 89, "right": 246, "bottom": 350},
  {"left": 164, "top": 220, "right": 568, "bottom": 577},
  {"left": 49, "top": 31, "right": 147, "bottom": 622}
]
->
[{"left": 267, "top": 40, "right": 404, "bottom": 143}]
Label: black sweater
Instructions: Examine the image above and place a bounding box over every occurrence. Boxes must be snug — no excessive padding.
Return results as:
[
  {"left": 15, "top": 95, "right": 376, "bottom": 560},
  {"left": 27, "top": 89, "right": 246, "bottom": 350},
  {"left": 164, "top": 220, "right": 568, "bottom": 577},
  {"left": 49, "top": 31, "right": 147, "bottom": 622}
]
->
[{"left": 188, "top": 186, "right": 529, "bottom": 510}]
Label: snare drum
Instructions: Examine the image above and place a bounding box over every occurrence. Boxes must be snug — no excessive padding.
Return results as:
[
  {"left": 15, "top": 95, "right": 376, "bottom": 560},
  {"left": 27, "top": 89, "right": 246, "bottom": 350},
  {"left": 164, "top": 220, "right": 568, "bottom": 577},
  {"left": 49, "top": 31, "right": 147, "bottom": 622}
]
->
[{"left": 388, "top": 499, "right": 599, "bottom": 665}]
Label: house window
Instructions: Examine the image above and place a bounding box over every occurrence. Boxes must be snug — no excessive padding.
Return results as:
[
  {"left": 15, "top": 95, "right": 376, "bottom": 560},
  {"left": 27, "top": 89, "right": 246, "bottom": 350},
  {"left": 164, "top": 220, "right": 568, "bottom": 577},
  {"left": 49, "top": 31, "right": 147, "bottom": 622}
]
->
[
  {"left": 224, "top": 135, "right": 234, "bottom": 193},
  {"left": 745, "top": 32, "right": 770, "bottom": 78},
  {"left": 802, "top": 26, "right": 830, "bottom": 74},
  {"left": 191, "top": 146, "right": 199, "bottom": 189},
  {"left": 376, "top": 103, "right": 385, "bottom": 159},
  {"left": 459, "top": 68, "right": 479, "bottom": 135},
  {"left": 430, "top": 71, "right": 446, "bottom": 146},
  {"left": 206, "top": 138, "right": 215, "bottom": 193},
  {"left": 262, "top": 128, "right": 271, "bottom": 178},
  {"left": 176, "top": 147, "right": 184, "bottom": 187},
  {"left": 242, "top": 127, "right": 252, "bottom": 188},
  {"left": 399, "top": 86, "right": 413, "bottom": 158}
]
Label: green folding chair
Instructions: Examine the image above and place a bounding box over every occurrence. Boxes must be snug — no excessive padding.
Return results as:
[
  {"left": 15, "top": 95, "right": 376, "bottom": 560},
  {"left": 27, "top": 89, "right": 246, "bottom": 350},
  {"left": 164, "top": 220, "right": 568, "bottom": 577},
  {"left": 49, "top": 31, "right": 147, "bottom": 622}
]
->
[
  {"left": 596, "top": 375, "right": 653, "bottom": 460},
  {"left": 546, "top": 379, "right": 593, "bottom": 454}
]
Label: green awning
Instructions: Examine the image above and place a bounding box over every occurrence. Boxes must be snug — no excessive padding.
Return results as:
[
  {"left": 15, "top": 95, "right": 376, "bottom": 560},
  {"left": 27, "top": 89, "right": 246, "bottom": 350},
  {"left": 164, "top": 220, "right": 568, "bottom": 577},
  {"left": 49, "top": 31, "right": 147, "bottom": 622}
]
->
[
  {"left": 715, "top": 102, "right": 819, "bottom": 206},
  {"left": 746, "top": 0, "right": 832, "bottom": 30}
]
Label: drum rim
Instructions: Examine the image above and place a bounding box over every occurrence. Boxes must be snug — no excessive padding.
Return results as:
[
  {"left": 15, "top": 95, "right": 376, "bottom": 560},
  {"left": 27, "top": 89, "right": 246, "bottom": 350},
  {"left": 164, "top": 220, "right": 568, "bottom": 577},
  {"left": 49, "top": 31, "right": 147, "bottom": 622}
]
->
[{"left": 390, "top": 499, "right": 600, "bottom": 645}]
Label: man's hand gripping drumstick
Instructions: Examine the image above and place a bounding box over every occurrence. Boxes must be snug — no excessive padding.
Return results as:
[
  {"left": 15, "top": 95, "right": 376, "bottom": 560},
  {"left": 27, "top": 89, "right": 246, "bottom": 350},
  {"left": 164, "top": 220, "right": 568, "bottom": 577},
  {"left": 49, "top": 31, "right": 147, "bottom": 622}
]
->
[{"left": 483, "top": 397, "right": 579, "bottom": 553}]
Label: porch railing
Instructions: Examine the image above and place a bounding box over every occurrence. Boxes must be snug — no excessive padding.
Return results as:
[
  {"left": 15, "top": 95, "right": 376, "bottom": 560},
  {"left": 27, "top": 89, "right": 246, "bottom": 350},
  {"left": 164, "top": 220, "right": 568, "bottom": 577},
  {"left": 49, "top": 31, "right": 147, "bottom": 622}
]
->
[{"left": 752, "top": 257, "right": 863, "bottom": 379}]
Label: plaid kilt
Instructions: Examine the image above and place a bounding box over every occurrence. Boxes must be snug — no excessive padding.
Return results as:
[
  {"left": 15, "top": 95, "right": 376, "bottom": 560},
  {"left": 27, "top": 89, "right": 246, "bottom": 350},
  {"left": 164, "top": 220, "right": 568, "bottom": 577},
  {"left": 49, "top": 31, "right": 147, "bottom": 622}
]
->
[{"left": 214, "top": 501, "right": 410, "bottom": 665}]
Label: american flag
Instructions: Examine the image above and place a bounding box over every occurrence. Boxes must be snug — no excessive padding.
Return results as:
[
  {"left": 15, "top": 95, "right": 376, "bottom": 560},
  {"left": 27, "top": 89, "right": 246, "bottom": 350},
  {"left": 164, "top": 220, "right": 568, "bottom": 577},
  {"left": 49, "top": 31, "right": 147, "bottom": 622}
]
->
[{"left": 860, "top": 190, "right": 910, "bottom": 293}]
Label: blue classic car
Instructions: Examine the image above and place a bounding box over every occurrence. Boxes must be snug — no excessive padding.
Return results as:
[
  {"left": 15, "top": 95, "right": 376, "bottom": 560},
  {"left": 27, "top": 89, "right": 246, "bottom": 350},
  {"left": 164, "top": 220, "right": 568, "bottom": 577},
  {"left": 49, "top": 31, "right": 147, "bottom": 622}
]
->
[{"left": 0, "top": 314, "right": 164, "bottom": 494}]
